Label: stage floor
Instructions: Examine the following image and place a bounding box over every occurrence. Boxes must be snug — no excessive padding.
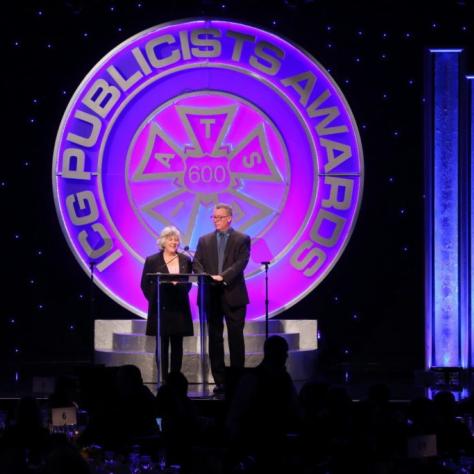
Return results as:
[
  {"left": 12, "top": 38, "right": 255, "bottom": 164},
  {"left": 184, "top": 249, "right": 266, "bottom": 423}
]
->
[{"left": 0, "top": 361, "right": 453, "bottom": 402}]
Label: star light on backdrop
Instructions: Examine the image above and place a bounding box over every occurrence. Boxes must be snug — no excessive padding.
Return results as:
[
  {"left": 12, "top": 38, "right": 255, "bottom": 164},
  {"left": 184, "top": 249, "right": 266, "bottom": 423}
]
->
[{"left": 2, "top": 0, "right": 474, "bottom": 373}]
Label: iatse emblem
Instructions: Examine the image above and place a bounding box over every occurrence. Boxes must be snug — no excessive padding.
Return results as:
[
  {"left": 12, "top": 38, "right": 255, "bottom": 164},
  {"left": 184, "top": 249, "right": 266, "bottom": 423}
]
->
[
  {"left": 53, "top": 19, "right": 363, "bottom": 319},
  {"left": 126, "top": 93, "right": 288, "bottom": 257}
]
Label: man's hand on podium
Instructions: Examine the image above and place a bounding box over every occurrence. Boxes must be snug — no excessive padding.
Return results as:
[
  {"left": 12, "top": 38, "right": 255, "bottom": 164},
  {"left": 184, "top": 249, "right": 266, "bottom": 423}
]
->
[{"left": 211, "top": 275, "right": 224, "bottom": 282}]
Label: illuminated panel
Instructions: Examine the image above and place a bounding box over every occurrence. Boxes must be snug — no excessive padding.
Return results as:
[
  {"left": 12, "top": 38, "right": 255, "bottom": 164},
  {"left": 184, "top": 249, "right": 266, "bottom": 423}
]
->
[
  {"left": 52, "top": 20, "right": 364, "bottom": 320},
  {"left": 469, "top": 76, "right": 474, "bottom": 366},
  {"left": 426, "top": 50, "right": 462, "bottom": 367}
]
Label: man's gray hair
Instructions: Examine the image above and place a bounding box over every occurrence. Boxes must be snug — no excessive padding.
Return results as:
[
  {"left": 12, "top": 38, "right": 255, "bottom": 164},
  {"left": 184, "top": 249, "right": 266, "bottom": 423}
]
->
[
  {"left": 157, "top": 226, "right": 181, "bottom": 249},
  {"left": 214, "top": 203, "right": 233, "bottom": 216}
]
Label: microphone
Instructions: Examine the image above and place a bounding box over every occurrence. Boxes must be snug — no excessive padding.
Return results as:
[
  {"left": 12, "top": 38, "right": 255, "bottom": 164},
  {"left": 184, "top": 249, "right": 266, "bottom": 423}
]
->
[
  {"left": 183, "top": 246, "right": 195, "bottom": 258},
  {"left": 163, "top": 254, "right": 178, "bottom": 267}
]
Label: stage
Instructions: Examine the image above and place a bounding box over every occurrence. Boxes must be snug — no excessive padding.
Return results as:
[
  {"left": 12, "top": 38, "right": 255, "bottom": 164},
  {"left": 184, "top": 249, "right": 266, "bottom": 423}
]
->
[
  {"left": 3, "top": 2, "right": 474, "bottom": 472},
  {"left": 0, "top": 359, "right": 461, "bottom": 402}
]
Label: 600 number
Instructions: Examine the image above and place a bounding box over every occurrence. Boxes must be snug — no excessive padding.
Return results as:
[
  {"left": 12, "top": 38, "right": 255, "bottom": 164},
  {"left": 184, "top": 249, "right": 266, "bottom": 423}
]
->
[{"left": 188, "top": 165, "right": 227, "bottom": 183}]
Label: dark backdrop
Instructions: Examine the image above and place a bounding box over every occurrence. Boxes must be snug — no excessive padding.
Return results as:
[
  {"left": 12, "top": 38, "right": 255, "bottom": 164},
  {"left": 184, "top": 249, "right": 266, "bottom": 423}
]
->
[{"left": 2, "top": 0, "right": 473, "bottom": 372}]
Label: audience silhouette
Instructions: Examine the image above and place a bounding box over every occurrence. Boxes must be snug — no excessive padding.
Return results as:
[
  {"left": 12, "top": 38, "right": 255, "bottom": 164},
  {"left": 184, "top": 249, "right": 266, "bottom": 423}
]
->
[
  {"left": 226, "top": 335, "right": 300, "bottom": 473},
  {"left": 433, "top": 390, "right": 474, "bottom": 457},
  {"left": 0, "top": 396, "right": 52, "bottom": 473},
  {"left": 3, "top": 357, "right": 474, "bottom": 473},
  {"left": 48, "top": 375, "right": 79, "bottom": 409},
  {"left": 156, "top": 371, "right": 198, "bottom": 471},
  {"left": 79, "top": 364, "right": 157, "bottom": 450}
]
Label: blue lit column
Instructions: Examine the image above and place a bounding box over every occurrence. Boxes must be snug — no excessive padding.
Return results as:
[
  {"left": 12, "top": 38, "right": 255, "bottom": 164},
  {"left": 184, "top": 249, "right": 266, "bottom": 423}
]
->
[
  {"left": 425, "top": 50, "right": 465, "bottom": 368},
  {"left": 469, "top": 77, "right": 474, "bottom": 367}
]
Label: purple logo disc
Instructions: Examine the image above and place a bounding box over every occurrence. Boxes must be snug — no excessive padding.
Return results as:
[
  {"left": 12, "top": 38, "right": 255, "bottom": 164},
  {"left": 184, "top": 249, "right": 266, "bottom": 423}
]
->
[{"left": 53, "top": 19, "right": 364, "bottom": 320}]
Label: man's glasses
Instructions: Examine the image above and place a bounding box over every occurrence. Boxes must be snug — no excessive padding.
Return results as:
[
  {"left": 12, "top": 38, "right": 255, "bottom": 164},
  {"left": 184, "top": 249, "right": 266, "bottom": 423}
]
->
[{"left": 211, "top": 215, "right": 230, "bottom": 220}]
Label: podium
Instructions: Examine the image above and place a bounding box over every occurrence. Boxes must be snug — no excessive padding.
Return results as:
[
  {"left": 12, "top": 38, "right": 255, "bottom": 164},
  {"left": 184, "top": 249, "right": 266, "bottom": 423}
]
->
[{"left": 146, "top": 272, "right": 212, "bottom": 388}]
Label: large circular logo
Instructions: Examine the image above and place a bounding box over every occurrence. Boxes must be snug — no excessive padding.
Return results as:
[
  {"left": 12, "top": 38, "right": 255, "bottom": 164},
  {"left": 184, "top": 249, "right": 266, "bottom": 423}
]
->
[{"left": 53, "top": 19, "right": 363, "bottom": 320}]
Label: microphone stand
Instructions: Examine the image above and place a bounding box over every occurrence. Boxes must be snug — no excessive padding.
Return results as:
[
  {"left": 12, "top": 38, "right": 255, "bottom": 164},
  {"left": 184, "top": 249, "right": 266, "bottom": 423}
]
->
[
  {"left": 88, "top": 261, "right": 96, "bottom": 364},
  {"left": 184, "top": 246, "right": 211, "bottom": 388},
  {"left": 89, "top": 261, "right": 96, "bottom": 317},
  {"left": 261, "top": 261, "right": 270, "bottom": 339}
]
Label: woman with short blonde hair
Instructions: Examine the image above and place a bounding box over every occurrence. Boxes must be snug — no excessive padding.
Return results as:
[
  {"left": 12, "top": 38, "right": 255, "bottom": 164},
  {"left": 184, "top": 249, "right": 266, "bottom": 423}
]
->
[{"left": 141, "top": 226, "right": 193, "bottom": 378}]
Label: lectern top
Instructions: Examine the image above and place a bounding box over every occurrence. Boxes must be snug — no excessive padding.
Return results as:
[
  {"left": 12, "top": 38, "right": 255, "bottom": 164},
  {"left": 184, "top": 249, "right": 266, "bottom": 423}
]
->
[{"left": 145, "top": 272, "right": 212, "bottom": 283}]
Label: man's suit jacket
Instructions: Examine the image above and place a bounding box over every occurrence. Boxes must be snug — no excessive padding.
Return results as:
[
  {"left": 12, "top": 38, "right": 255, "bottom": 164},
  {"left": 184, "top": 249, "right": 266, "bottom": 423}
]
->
[{"left": 193, "top": 228, "right": 251, "bottom": 308}]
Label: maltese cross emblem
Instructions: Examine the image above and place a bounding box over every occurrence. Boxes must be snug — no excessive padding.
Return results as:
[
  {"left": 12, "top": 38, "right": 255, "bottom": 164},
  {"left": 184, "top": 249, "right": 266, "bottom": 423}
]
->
[{"left": 127, "top": 92, "right": 289, "bottom": 250}]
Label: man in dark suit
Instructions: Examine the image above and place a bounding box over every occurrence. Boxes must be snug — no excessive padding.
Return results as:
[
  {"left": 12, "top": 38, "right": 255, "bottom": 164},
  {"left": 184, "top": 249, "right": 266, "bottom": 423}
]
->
[{"left": 193, "top": 203, "right": 251, "bottom": 394}]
